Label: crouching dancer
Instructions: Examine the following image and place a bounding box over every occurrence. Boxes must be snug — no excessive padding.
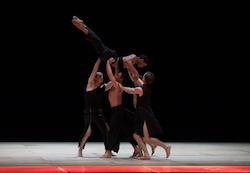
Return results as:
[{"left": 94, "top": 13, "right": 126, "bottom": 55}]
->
[
  {"left": 78, "top": 58, "right": 112, "bottom": 157},
  {"left": 120, "top": 72, "right": 171, "bottom": 160}
]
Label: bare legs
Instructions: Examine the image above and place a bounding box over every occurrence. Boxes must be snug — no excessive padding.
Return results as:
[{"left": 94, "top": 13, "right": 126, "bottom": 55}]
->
[
  {"left": 78, "top": 125, "right": 113, "bottom": 158},
  {"left": 133, "top": 133, "right": 151, "bottom": 160},
  {"left": 78, "top": 125, "right": 92, "bottom": 157},
  {"left": 142, "top": 121, "right": 171, "bottom": 158},
  {"left": 130, "top": 145, "right": 143, "bottom": 158},
  {"left": 78, "top": 122, "right": 170, "bottom": 159},
  {"left": 100, "top": 122, "right": 171, "bottom": 160},
  {"left": 132, "top": 121, "right": 171, "bottom": 160}
]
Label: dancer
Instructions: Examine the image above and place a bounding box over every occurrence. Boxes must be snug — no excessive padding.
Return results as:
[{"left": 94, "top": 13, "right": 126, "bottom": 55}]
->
[
  {"left": 100, "top": 58, "right": 142, "bottom": 158},
  {"left": 72, "top": 16, "right": 148, "bottom": 81},
  {"left": 78, "top": 58, "right": 112, "bottom": 157},
  {"left": 127, "top": 68, "right": 157, "bottom": 156},
  {"left": 120, "top": 72, "right": 171, "bottom": 160}
]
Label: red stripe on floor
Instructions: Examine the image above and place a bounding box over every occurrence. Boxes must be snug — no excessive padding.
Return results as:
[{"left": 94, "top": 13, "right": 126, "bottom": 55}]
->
[{"left": 0, "top": 166, "right": 249, "bottom": 172}]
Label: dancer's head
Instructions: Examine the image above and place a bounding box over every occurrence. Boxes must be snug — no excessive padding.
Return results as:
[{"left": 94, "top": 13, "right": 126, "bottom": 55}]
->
[
  {"left": 115, "top": 69, "right": 128, "bottom": 84},
  {"left": 95, "top": 70, "right": 104, "bottom": 85},
  {"left": 137, "top": 55, "right": 148, "bottom": 68},
  {"left": 142, "top": 71, "right": 155, "bottom": 84}
]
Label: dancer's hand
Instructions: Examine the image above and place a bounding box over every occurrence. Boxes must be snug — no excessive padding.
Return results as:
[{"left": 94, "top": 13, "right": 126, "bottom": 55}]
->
[{"left": 107, "top": 57, "right": 115, "bottom": 64}]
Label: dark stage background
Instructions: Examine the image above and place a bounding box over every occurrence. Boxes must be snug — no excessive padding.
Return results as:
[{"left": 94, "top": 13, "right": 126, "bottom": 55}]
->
[{"left": 1, "top": 1, "right": 249, "bottom": 142}]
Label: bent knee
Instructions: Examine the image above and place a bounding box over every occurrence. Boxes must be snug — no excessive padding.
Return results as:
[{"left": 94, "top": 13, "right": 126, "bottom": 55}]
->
[
  {"left": 133, "top": 133, "right": 140, "bottom": 139},
  {"left": 143, "top": 137, "right": 150, "bottom": 143}
]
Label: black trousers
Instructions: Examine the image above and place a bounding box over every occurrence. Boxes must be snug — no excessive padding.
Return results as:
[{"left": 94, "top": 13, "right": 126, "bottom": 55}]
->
[
  {"left": 85, "top": 27, "right": 118, "bottom": 63},
  {"left": 105, "top": 105, "right": 137, "bottom": 153},
  {"left": 78, "top": 108, "right": 109, "bottom": 149}
]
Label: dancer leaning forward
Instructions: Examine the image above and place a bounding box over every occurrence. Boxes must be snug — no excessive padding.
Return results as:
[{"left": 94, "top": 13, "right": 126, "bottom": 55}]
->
[{"left": 120, "top": 71, "right": 171, "bottom": 160}]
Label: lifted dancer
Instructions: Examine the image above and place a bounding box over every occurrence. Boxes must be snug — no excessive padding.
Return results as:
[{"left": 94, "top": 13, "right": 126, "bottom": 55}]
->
[
  {"left": 72, "top": 16, "right": 148, "bottom": 82},
  {"left": 78, "top": 58, "right": 112, "bottom": 157},
  {"left": 121, "top": 72, "right": 171, "bottom": 160},
  {"left": 100, "top": 58, "right": 142, "bottom": 158}
]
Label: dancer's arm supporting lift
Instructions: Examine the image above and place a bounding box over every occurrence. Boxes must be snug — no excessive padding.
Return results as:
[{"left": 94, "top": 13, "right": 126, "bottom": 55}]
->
[
  {"left": 122, "top": 86, "right": 143, "bottom": 97},
  {"left": 106, "top": 58, "right": 119, "bottom": 87},
  {"left": 87, "top": 58, "right": 112, "bottom": 92}
]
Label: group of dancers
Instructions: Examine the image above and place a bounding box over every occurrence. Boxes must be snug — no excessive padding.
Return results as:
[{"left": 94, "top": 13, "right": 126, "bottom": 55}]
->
[{"left": 72, "top": 16, "right": 171, "bottom": 160}]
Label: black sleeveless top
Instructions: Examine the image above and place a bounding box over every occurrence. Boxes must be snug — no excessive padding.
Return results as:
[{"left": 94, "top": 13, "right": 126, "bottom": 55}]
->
[
  {"left": 85, "top": 85, "right": 105, "bottom": 110},
  {"left": 136, "top": 84, "right": 153, "bottom": 114},
  {"left": 135, "top": 84, "right": 163, "bottom": 137}
]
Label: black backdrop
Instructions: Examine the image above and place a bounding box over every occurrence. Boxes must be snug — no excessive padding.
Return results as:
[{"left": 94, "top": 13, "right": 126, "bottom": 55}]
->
[{"left": 1, "top": 1, "right": 249, "bottom": 142}]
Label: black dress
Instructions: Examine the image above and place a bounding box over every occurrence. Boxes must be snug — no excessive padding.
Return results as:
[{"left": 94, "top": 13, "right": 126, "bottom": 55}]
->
[
  {"left": 78, "top": 85, "right": 109, "bottom": 149},
  {"left": 134, "top": 84, "right": 163, "bottom": 137}
]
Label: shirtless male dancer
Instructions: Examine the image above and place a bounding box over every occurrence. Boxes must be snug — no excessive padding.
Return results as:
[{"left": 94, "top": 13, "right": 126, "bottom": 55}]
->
[
  {"left": 72, "top": 16, "right": 148, "bottom": 82},
  {"left": 100, "top": 58, "right": 142, "bottom": 158},
  {"left": 120, "top": 72, "right": 171, "bottom": 160},
  {"left": 78, "top": 58, "right": 112, "bottom": 157}
]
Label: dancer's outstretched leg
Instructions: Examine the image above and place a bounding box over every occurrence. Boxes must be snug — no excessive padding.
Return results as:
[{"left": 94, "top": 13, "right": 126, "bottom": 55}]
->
[
  {"left": 72, "top": 16, "right": 118, "bottom": 63},
  {"left": 142, "top": 121, "right": 171, "bottom": 158},
  {"left": 150, "top": 144, "right": 157, "bottom": 155}
]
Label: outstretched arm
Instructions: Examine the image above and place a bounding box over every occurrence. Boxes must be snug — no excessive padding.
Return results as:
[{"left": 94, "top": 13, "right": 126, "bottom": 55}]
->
[
  {"left": 122, "top": 86, "right": 143, "bottom": 97},
  {"left": 106, "top": 58, "right": 119, "bottom": 88}
]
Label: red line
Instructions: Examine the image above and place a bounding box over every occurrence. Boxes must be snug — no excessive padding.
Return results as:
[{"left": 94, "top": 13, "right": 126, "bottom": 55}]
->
[{"left": 0, "top": 166, "right": 249, "bottom": 172}]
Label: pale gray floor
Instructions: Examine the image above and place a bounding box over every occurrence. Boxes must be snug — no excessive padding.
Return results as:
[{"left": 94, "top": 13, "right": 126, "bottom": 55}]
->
[{"left": 0, "top": 142, "right": 250, "bottom": 166}]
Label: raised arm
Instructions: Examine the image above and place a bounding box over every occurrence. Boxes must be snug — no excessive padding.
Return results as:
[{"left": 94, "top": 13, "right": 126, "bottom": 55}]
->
[
  {"left": 88, "top": 58, "right": 101, "bottom": 83},
  {"left": 124, "top": 59, "right": 139, "bottom": 82},
  {"left": 126, "top": 62, "right": 139, "bottom": 82},
  {"left": 86, "top": 58, "right": 101, "bottom": 91},
  {"left": 103, "top": 81, "right": 112, "bottom": 91},
  {"left": 106, "top": 58, "right": 119, "bottom": 88}
]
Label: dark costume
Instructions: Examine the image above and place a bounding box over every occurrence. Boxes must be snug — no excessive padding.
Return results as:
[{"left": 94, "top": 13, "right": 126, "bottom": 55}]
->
[
  {"left": 134, "top": 84, "right": 163, "bottom": 137},
  {"left": 105, "top": 105, "right": 137, "bottom": 153},
  {"left": 84, "top": 27, "right": 124, "bottom": 69},
  {"left": 78, "top": 85, "right": 109, "bottom": 149}
]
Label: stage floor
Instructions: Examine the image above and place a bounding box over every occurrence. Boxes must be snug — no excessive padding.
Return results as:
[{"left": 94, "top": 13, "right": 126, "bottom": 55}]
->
[{"left": 0, "top": 142, "right": 250, "bottom": 172}]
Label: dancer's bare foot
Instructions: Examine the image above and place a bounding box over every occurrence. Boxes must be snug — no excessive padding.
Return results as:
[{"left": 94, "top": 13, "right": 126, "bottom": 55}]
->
[
  {"left": 130, "top": 147, "right": 143, "bottom": 158},
  {"left": 137, "top": 155, "right": 150, "bottom": 160},
  {"left": 166, "top": 145, "right": 171, "bottom": 158},
  {"left": 150, "top": 144, "right": 157, "bottom": 155},
  {"left": 78, "top": 148, "right": 83, "bottom": 157},
  {"left": 100, "top": 150, "right": 112, "bottom": 158},
  {"left": 72, "top": 16, "right": 88, "bottom": 34}
]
